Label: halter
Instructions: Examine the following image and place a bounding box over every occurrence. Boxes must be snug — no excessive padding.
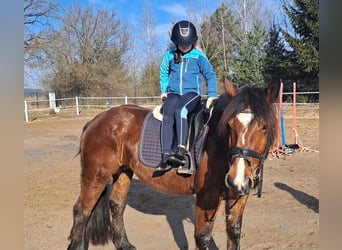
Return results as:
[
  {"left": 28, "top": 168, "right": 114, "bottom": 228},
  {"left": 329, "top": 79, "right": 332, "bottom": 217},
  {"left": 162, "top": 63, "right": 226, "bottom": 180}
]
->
[{"left": 226, "top": 134, "right": 272, "bottom": 198}]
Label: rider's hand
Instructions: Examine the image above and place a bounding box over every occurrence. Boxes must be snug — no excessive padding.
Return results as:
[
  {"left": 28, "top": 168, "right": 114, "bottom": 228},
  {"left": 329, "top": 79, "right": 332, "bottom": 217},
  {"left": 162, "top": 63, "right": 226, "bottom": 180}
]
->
[
  {"left": 206, "top": 97, "right": 218, "bottom": 109},
  {"left": 160, "top": 93, "right": 167, "bottom": 101}
]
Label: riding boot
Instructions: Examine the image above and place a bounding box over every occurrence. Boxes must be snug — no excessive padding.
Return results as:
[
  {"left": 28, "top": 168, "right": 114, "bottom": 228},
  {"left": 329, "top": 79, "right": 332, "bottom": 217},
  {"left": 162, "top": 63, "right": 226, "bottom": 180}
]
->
[
  {"left": 168, "top": 145, "right": 187, "bottom": 165},
  {"left": 155, "top": 153, "right": 172, "bottom": 171}
]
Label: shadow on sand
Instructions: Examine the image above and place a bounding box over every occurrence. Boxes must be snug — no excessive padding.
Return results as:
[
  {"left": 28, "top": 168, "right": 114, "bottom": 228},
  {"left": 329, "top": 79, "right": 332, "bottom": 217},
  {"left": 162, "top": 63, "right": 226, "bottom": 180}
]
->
[
  {"left": 126, "top": 178, "right": 220, "bottom": 249},
  {"left": 274, "top": 182, "right": 319, "bottom": 213}
]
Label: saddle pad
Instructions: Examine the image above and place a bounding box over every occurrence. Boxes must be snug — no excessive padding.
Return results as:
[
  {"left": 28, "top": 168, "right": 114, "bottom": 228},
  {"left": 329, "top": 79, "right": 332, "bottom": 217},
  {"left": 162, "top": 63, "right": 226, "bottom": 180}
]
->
[
  {"left": 139, "top": 111, "right": 209, "bottom": 168},
  {"left": 139, "top": 112, "right": 162, "bottom": 167}
]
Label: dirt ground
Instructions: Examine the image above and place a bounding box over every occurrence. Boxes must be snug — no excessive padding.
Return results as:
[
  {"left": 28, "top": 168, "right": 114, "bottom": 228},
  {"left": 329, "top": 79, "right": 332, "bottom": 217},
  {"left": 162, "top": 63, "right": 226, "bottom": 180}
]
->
[{"left": 24, "top": 106, "right": 319, "bottom": 250}]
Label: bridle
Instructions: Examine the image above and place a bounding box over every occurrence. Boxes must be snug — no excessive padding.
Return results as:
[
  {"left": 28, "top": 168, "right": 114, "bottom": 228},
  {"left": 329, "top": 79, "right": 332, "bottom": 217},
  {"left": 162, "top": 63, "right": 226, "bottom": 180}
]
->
[{"left": 225, "top": 134, "right": 272, "bottom": 198}]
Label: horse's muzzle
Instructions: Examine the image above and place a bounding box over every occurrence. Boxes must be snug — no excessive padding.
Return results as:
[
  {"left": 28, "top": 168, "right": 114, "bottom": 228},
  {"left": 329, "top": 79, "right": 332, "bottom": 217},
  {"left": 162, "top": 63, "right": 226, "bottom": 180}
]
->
[{"left": 225, "top": 173, "right": 253, "bottom": 195}]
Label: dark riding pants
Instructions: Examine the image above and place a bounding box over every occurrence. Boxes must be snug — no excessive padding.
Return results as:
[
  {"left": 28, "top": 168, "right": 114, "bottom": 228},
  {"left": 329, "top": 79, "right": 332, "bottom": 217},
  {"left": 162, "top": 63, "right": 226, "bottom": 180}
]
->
[{"left": 161, "top": 92, "right": 201, "bottom": 153}]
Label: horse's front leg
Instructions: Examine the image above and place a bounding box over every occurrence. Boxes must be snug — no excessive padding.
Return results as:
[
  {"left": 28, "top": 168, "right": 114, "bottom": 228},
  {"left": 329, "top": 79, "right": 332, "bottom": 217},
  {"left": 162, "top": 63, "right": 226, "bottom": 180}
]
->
[
  {"left": 225, "top": 192, "right": 249, "bottom": 250},
  {"left": 109, "top": 169, "right": 136, "bottom": 250},
  {"left": 194, "top": 192, "right": 223, "bottom": 250}
]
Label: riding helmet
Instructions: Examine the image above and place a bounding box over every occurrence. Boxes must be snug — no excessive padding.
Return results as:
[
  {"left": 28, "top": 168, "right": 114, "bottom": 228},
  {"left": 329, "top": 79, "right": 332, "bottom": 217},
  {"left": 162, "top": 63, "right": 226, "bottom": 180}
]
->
[{"left": 171, "top": 20, "right": 198, "bottom": 45}]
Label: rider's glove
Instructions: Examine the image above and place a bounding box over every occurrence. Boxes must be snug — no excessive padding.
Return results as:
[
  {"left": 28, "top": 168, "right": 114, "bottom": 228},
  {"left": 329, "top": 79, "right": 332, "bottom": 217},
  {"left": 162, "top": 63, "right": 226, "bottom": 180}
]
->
[{"left": 206, "top": 97, "right": 218, "bottom": 109}]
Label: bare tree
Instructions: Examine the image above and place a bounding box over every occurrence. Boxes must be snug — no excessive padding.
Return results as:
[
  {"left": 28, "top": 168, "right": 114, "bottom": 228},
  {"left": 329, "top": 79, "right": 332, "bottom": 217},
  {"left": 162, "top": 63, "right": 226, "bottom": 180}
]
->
[
  {"left": 127, "top": 35, "right": 141, "bottom": 99},
  {"left": 138, "top": 0, "right": 161, "bottom": 96},
  {"left": 226, "top": 0, "right": 273, "bottom": 39},
  {"left": 141, "top": 1, "right": 158, "bottom": 63},
  {"left": 200, "top": 2, "right": 239, "bottom": 85},
  {"left": 24, "top": 0, "right": 59, "bottom": 86},
  {"left": 40, "top": 3, "right": 131, "bottom": 97},
  {"left": 24, "top": 0, "right": 58, "bottom": 50}
]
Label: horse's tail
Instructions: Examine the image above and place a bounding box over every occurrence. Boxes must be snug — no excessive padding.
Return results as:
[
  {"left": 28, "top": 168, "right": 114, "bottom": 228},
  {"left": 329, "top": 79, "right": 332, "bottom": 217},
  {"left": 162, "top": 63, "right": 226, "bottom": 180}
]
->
[{"left": 85, "top": 181, "right": 113, "bottom": 245}]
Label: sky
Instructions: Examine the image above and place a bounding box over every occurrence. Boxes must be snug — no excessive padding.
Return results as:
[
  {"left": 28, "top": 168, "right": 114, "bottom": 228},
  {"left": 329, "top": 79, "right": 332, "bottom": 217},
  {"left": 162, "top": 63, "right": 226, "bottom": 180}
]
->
[
  {"left": 60, "top": 0, "right": 221, "bottom": 48},
  {"left": 63, "top": 0, "right": 284, "bottom": 43},
  {"left": 25, "top": 0, "right": 222, "bottom": 89},
  {"left": 25, "top": 0, "right": 284, "bottom": 89}
]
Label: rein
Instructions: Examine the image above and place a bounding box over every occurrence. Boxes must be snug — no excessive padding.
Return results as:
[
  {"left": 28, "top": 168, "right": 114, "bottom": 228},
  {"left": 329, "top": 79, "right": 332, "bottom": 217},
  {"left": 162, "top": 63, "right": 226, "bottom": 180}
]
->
[{"left": 226, "top": 134, "right": 272, "bottom": 198}]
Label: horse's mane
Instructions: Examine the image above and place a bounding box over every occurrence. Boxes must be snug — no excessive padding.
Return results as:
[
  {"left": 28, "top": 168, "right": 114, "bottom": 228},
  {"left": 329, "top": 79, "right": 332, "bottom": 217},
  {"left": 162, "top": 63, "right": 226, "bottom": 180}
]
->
[{"left": 217, "top": 85, "right": 278, "bottom": 145}]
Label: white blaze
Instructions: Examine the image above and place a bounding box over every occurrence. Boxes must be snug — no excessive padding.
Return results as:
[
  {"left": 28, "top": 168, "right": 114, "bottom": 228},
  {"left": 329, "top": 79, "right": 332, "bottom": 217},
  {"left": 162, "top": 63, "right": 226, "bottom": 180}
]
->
[
  {"left": 236, "top": 112, "right": 254, "bottom": 145},
  {"left": 233, "top": 111, "right": 254, "bottom": 190},
  {"left": 234, "top": 158, "right": 247, "bottom": 189}
]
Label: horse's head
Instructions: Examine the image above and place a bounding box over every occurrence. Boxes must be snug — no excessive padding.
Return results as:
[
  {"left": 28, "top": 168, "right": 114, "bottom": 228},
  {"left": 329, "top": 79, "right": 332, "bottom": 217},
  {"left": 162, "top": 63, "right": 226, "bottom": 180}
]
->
[{"left": 218, "top": 78, "right": 280, "bottom": 196}]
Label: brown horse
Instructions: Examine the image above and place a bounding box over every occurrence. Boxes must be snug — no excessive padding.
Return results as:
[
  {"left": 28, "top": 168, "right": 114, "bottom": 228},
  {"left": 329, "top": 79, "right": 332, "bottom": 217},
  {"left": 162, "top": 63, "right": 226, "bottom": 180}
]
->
[{"left": 67, "top": 79, "right": 280, "bottom": 250}]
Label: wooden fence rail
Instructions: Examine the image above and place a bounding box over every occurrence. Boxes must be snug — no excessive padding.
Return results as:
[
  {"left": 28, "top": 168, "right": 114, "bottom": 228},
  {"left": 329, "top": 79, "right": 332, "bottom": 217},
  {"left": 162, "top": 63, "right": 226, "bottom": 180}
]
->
[{"left": 24, "top": 92, "right": 319, "bottom": 123}]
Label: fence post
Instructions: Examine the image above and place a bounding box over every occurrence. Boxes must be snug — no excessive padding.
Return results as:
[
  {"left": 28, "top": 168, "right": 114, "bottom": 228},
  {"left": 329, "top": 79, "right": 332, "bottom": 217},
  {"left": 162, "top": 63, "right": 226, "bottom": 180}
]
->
[
  {"left": 75, "top": 96, "right": 80, "bottom": 115},
  {"left": 24, "top": 100, "right": 28, "bottom": 122},
  {"left": 125, "top": 96, "right": 128, "bottom": 105},
  {"left": 275, "top": 82, "right": 283, "bottom": 151},
  {"left": 293, "top": 82, "right": 297, "bottom": 144}
]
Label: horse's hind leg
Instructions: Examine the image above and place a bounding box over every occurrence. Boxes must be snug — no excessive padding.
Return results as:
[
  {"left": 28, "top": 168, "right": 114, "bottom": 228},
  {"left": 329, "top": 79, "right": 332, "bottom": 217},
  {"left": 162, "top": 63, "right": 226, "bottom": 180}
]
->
[
  {"left": 109, "top": 168, "right": 136, "bottom": 250},
  {"left": 67, "top": 197, "right": 90, "bottom": 250},
  {"left": 67, "top": 166, "right": 112, "bottom": 250}
]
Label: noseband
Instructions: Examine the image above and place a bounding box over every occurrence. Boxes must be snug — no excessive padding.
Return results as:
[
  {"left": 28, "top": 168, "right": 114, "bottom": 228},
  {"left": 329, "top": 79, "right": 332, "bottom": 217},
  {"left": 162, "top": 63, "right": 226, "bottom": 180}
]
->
[{"left": 225, "top": 135, "right": 272, "bottom": 198}]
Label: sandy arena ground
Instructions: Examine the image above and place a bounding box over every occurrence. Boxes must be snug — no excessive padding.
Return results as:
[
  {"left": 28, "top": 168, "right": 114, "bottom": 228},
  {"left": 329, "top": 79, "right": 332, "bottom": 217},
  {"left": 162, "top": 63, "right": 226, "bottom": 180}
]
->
[{"left": 24, "top": 105, "right": 319, "bottom": 250}]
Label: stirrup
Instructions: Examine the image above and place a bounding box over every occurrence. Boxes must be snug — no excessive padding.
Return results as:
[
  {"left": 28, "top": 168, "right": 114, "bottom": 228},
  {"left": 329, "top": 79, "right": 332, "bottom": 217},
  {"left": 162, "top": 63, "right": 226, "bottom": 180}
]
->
[
  {"left": 168, "top": 145, "right": 187, "bottom": 165},
  {"left": 177, "top": 166, "right": 194, "bottom": 175}
]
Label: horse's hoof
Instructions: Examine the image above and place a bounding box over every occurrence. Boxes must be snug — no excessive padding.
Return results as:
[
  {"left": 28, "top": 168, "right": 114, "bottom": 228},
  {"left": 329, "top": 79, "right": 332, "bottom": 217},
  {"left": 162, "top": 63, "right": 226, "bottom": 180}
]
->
[{"left": 117, "top": 244, "right": 136, "bottom": 250}]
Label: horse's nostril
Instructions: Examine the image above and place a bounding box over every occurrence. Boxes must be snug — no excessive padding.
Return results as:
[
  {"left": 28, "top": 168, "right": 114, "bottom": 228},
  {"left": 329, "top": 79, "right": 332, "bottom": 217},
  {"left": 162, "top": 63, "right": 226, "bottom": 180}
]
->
[
  {"left": 248, "top": 177, "right": 254, "bottom": 188},
  {"left": 225, "top": 174, "right": 234, "bottom": 188}
]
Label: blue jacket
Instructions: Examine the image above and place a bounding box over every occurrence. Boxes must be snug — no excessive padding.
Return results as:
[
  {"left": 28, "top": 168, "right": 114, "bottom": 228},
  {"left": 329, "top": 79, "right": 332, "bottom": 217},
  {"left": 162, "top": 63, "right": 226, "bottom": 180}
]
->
[{"left": 160, "top": 47, "right": 218, "bottom": 98}]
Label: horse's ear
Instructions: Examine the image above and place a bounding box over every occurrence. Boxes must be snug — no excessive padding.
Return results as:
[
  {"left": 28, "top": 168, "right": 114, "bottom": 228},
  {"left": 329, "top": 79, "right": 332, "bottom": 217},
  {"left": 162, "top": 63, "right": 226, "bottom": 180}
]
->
[
  {"left": 265, "top": 79, "right": 281, "bottom": 103},
  {"left": 223, "top": 76, "right": 238, "bottom": 98}
]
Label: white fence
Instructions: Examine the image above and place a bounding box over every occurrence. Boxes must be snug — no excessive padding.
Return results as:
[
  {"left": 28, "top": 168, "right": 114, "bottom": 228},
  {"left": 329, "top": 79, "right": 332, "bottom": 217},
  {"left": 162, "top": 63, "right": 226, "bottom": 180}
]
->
[
  {"left": 24, "top": 95, "right": 161, "bottom": 122},
  {"left": 24, "top": 92, "right": 319, "bottom": 123}
]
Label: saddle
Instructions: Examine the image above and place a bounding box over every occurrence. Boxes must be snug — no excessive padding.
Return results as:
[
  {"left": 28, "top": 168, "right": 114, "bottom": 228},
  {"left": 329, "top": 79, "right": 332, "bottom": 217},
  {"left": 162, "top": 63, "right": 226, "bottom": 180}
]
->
[{"left": 139, "top": 99, "right": 212, "bottom": 174}]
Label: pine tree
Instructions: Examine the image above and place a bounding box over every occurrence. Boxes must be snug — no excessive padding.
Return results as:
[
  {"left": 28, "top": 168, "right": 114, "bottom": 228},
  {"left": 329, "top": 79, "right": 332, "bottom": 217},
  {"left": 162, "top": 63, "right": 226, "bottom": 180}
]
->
[
  {"left": 263, "top": 24, "right": 294, "bottom": 83},
  {"left": 200, "top": 2, "right": 239, "bottom": 86},
  {"left": 231, "top": 22, "right": 268, "bottom": 87},
  {"left": 281, "top": 0, "right": 319, "bottom": 92}
]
